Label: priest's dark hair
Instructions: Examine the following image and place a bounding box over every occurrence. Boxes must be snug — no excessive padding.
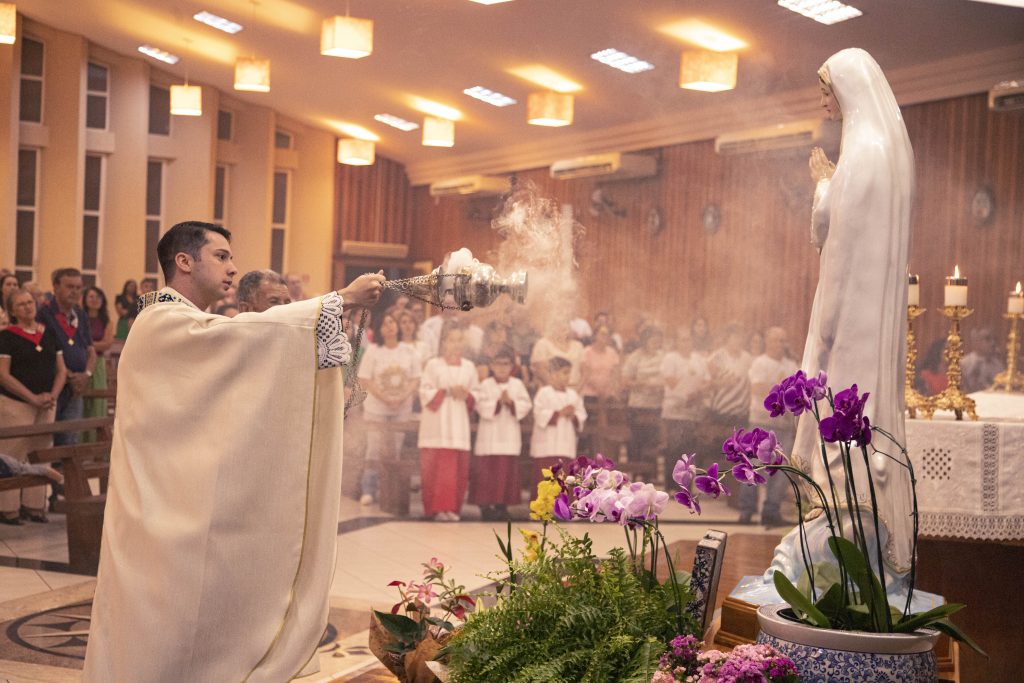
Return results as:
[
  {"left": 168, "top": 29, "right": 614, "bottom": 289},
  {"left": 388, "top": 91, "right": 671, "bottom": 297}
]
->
[{"left": 157, "top": 221, "right": 232, "bottom": 283}]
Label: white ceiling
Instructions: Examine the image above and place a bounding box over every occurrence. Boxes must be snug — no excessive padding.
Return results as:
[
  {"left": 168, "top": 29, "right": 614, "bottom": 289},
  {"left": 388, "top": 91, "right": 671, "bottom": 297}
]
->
[{"left": 15, "top": 0, "right": 1024, "bottom": 183}]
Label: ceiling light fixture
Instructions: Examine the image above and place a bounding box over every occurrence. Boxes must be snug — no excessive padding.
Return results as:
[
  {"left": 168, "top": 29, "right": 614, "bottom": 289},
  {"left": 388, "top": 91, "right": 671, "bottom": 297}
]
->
[
  {"left": 0, "top": 3, "right": 16, "bottom": 45},
  {"left": 527, "top": 91, "right": 573, "bottom": 127},
  {"left": 410, "top": 97, "right": 462, "bottom": 121},
  {"left": 422, "top": 116, "right": 455, "bottom": 147},
  {"left": 777, "top": 0, "right": 863, "bottom": 25},
  {"left": 591, "top": 48, "right": 654, "bottom": 74},
  {"left": 138, "top": 44, "right": 180, "bottom": 65},
  {"left": 508, "top": 65, "right": 582, "bottom": 93},
  {"left": 374, "top": 113, "right": 419, "bottom": 131},
  {"left": 193, "top": 10, "right": 243, "bottom": 34},
  {"left": 659, "top": 19, "right": 748, "bottom": 52},
  {"left": 234, "top": 57, "right": 270, "bottom": 92},
  {"left": 337, "top": 138, "right": 375, "bottom": 165},
  {"left": 680, "top": 50, "right": 738, "bottom": 92},
  {"left": 170, "top": 83, "right": 203, "bottom": 116},
  {"left": 321, "top": 15, "right": 373, "bottom": 59},
  {"left": 463, "top": 86, "right": 517, "bottom": 107}
]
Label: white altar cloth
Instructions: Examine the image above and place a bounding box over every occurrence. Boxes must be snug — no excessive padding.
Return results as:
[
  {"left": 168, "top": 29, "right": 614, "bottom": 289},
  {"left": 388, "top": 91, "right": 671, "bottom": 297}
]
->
[{"left": 908, "top": 411, "right": 1024, "bottom": 540}]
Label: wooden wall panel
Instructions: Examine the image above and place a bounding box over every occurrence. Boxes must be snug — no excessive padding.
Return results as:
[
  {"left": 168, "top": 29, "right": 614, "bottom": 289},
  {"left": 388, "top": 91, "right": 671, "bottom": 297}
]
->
[
  {"left": 334, "top": 155, "right": 412, "bottom": 249},
  {"left": 339, "top": 93, "right": 1023, "bottom": 357}
]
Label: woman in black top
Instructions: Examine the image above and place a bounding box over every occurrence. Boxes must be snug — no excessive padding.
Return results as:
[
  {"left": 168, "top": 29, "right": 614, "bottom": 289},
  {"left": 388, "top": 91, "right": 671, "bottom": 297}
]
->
[{"left": 0, "top": 288, "right": 67, "bottom": 524}]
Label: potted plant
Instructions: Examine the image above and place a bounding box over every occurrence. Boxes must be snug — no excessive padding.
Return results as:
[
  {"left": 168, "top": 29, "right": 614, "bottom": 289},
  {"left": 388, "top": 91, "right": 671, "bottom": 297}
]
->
[
  {"left": 651, "top": 634, "right": 799, "bottom": 683},
  {"left": 440, "top": 457, "right": 703, "bottom": 682},
  {"left": 671, "top": 370, "right": 984, "bottom": 681}
]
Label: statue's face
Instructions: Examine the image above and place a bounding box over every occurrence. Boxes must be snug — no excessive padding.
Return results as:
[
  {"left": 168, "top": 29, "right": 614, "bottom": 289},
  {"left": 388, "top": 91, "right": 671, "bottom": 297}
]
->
[{"left": 819, "top": 82, "right": 841, "bottom": 122}]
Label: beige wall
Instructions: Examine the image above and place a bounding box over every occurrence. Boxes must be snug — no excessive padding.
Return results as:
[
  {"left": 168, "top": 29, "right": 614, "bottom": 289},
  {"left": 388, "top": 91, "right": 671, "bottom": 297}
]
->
[{"left": 0, "top": 14, "right": 338, "bottom": 300}]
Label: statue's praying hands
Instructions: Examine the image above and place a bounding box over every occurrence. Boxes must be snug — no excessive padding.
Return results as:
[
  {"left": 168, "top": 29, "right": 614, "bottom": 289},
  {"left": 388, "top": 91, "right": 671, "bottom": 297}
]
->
[{"left": 808, "top": 146, "right": 836, "bottom": 182}]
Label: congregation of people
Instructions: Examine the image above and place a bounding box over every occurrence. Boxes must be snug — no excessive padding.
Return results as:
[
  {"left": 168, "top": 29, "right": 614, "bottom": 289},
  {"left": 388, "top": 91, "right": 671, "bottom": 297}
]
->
[{"left": 1, "top": 264, "right": 1008, "bottom": 528}]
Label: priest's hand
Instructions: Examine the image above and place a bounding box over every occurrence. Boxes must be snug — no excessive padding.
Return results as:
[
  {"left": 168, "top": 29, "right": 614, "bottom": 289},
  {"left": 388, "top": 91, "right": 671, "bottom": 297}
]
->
[
  {"left": 340, "top": 271, "right": 385, "bottom": 308},
  {"left": 808, "top": 147, "right": 835, "bottom": 182}
]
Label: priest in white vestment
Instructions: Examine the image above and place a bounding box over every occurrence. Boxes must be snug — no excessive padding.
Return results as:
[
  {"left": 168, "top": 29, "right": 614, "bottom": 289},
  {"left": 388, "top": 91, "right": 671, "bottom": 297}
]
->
[{"left": 83, "top": 221, "right": 383, "bottom": 682}]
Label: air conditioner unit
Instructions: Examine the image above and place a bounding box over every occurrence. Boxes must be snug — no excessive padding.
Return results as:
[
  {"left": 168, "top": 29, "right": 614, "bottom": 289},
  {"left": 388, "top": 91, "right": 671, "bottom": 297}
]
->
[
  {"left": 549, "top": 152, "right": 658, "bottom": 181},
  {"left": 429, "top": 175, "right": 508, "bottom": 197},
  {"left": 714, "top": 120, "right": 829, "bottom": 155},
  {"left": 989, "top": 80, "right": 1024, "bottom": 112}
]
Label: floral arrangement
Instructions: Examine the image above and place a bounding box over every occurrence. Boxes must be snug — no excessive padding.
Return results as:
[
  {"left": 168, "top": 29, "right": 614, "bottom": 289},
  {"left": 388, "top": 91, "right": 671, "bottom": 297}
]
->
[
  {"left": 440, "top": 457, "right": 701, "bottom": 682},
  {"left": 671, "top": 370, "right": 982, "bottom": 653},
  {"left": 370, "top": 557, "right": 475, "bottom": 682},
  {"left": 651, "top": 635, "right": 799, "bottom": 683}
]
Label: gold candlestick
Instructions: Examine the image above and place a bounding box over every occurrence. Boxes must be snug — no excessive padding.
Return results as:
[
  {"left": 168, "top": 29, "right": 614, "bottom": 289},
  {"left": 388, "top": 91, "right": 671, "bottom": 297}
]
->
[
  {"left": 930, "top": 306, "right": 978, "bottom": 421},
  {"left": 905, "top": 305, "right": 934, "bottom": 419},
  {"left": 991, "top": 312, "right": 1024, "bottom": 392}
]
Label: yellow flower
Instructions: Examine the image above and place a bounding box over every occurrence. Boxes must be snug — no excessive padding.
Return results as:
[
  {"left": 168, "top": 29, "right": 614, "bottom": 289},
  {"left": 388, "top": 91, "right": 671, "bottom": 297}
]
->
[
  {"left": 520, "top": 529, "right": 542, "bottom": 562},
  {"left": 529, "top": 478, "right": 561, "bottom": 521}
]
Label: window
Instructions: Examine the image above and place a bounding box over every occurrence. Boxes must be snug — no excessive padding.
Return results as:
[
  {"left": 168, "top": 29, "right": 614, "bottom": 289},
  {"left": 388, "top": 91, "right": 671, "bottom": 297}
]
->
[
  {"left": 217, "top": 109, "right": 233, "bottom": 141},
  {"left": 270, "top": 170, "right": 289, "bottom": 272},
  {"left": 82, "top": 154, "right": 104, "bottom": 287},
  {"left": 19, "top": 37, "right": 44, "bottom": 123},
  {"left": 145, "top": 160, "right": 164, "bottom": 277},
  {"left": 213, "top": 164, "right": 228, "bottom": 226},
  {"left": 148, "top": 85, "right": 170, "bottom": 136},
  {"left": 86, "top": 62, "right": 109, "bottom": 130},
  {"left": 15, "top": 148, "right": 39, "bottom": 282},
  {"left": 274, "top": 129, "right": 293, "bottom": 150}
]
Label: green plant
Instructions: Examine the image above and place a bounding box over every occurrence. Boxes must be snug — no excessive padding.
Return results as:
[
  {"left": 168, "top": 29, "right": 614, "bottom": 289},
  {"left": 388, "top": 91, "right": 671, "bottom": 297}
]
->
[{"left": 444, "top": 527, "right": 698, "bottom": 683}]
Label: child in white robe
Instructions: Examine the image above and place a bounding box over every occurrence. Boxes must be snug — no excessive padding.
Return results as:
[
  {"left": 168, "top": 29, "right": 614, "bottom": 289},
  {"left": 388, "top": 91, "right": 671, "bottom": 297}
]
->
[
  {"left": 417, "top": 326, "right": 479, "bottom": 521},
  {"left": 529, "top": 357, "right": 587, "bottom": 487},
  {"left": 470, "top": 347, "right": 532, "bottom": 521}
]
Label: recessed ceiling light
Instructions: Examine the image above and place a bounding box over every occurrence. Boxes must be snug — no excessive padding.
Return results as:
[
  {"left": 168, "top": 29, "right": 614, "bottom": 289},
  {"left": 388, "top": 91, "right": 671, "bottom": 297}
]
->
[
  {"left": 591, "top": 49, "right": 655, "bottom": 74},
  {"left": 967, "top": 0, "right": 1024, "bottom": 7},
  {"left": 374, "top": 113, "right": 419, "bottom": 131},
  {"left": 463, "top": 86, "right": 517, "bottom": 107},
  {"left": 777, "top": 0, "right": 863, "bottom": 25},
  {"left": 138, "top": 45, "right": 180, "bottom": 65},
  {"left": 507, "top": 65, "right": 582, "bottom": 93},
  {"left": 193, "top": 11, "right": 243, "bottom": 34},
  {"left": 659, "top": 19, "right": 748, "bottom": 52}
]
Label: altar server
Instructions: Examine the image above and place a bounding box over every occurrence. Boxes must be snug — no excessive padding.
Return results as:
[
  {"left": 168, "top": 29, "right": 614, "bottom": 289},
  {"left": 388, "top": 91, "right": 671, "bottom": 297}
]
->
[
  {"left": 530, "top": 357, "right": 587, "bottom": 486},
  {"left": 418, "top": 324, "right": 479, "bottom": 521},
  {"left": 83, "top": 221, "right": 383, "bottom": 682},
  {"left": 470, "top": 346, "right": 532, "bottom": 520}
]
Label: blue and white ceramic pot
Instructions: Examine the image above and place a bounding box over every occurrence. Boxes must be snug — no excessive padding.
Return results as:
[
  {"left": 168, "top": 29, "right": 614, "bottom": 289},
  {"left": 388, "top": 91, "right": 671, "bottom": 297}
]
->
[{"left": 755, "top": 603, "right": 939, "bottom": 683}]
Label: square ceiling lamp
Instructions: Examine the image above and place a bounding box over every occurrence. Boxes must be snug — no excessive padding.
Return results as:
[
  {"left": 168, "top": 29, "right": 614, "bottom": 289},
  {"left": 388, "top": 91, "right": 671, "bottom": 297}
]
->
[
  {"left": 337, "top": 138, "right": 375, "bottom": 165},
  {"left": 422, "top": 116, "right": 455, "bottom": 147},
  {"left": 170, "top": 84, "right": 203, "bottom": 116},
  {"left": 321, "top": 16, "right": 373, "bottom": 58},
  {"left": 679, "top": 50, "right": 738, "bottom": 92},
  {"left": 234, "top": 57, "right": 270, "bottom": 92},
  {"left": 527, "top": 91, "right": 573, "bottom": 127},
  {"left": 0, "top": 3, "right": 15, "bottom": 44}
]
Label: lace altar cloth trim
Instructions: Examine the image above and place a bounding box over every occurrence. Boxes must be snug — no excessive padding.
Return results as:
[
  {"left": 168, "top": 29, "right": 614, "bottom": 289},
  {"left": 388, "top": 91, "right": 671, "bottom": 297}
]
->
[{"left": 908, "top": 418, "right": 1024, "bottom": 541}]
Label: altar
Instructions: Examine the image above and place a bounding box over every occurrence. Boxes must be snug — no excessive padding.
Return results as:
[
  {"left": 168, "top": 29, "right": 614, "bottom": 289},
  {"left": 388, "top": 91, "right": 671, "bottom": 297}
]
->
[{"left": 911, "top": 391, "right": 1024, "bottom": 541}]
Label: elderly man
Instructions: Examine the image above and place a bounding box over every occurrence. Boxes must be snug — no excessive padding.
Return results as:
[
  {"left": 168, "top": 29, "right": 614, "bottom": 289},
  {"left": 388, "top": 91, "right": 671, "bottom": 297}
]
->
[
  {"left": 237, "top": 269, "right": 293, "bottom": 313},
  {"left": 83, "top": 221, "right": 384, "bottom": 682},
  {"left": 37, "top": 268, "right": 96, "bottom": 446}
]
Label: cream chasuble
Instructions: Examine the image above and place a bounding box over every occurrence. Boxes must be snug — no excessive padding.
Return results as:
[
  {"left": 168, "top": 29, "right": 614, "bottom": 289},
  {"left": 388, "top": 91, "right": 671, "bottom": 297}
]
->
[{"left": 83, "top": 288, "right": 347, "bottom": 682}]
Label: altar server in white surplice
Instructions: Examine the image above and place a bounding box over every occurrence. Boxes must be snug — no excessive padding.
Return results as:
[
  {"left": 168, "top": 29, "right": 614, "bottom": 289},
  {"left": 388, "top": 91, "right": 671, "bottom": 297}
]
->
[
  {"left": 529, "top": 356, "right": 587, "bottom": 487},
  {"left": 470, "top": 347, "right": 532, "bottom": 520},
  {"left": 83, "top": 221, "right": 383, "bottom": 683}
]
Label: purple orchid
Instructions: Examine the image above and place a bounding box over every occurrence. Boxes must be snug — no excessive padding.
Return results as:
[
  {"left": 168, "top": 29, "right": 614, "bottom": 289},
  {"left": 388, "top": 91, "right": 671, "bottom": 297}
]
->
[
  {"left": 819, "top": 384, "right": 872, "bottom": 444},
  {"left": 672, "top": 453, "right": 697, "bottom": 489},
  {"left": 695, "top": 463, "right": 730, "bottom": 498},
  {"left": 553, "top": 492, "right": 572, "bottom": 521},
  {"left": 674, "top": 487, "right": 701, "bottom": 515}
]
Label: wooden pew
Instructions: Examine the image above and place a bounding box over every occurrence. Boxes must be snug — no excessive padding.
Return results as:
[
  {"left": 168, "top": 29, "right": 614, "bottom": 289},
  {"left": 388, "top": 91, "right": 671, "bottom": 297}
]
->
[{"left": 27, "top": 442, "right": 111, "bottom": 574}]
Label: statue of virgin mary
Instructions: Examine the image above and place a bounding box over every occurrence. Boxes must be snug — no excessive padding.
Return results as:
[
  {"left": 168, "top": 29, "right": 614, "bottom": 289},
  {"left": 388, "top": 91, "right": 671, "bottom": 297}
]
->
[{"left": 793, "top": 47, "right": 916, "bottom": 574}]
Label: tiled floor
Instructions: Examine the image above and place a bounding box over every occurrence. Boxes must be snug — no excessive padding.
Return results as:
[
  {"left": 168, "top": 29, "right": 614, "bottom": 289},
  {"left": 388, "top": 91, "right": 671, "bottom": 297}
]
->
[{"left": 0, "top": 495, "right": 785, "bottom": 682}]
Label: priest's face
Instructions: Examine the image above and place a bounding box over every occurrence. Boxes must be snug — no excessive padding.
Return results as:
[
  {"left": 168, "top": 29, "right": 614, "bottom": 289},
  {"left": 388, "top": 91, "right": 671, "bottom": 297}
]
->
[{"left": 193, "top": 232, "right": 238, "bottom": 305}]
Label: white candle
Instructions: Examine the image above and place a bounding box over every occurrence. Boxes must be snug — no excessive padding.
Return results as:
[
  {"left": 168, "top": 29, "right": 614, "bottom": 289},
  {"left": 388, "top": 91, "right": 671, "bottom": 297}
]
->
[
  {"left": 944, "top": 265, "right": 968, "bottom": 307},
  {"left": 1009, "top": 281, "right": 1023, "bottom": 315},
  {"left": 908, "top": 274, "right": 920, "bottom": 307}
]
